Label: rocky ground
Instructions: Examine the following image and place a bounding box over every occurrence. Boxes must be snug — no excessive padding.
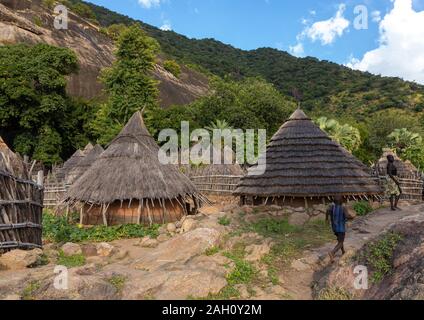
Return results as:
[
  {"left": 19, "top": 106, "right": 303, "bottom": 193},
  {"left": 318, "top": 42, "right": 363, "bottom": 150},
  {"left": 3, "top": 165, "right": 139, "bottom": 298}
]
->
[{"left": 1, "top": 202, "right": 424, "bottom": 300}]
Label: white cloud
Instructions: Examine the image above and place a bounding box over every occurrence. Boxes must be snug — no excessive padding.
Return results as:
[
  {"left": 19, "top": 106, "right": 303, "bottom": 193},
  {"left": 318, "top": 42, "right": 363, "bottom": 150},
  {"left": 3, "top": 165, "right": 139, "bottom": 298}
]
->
[
  {"left": 138, "top": 0, "right": 161, "bottom": 9},
  {"left": 304, "top": 4, "right": 350, "bottom": 45},
  {"left": 347, "top": 0, "right": 424, "bottom": 84},
  {"left": 371, "top": 10, "right": 382, "bottom": 22},
  {"left": 289, "top": 42, "right": 305, "bottom": 57},
  {"left": 160, "top": 20, "right": 172, "bottom": 31}
]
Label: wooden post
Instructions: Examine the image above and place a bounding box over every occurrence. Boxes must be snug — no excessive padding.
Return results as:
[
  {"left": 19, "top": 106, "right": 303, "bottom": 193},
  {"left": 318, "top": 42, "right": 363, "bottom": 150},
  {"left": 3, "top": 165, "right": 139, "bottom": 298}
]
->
[
  {"left": 101, "top": 205, "right": 108, "bottom": 226},
  {"left": 79, "top": 206, "right": 84, "bottom": 225}
]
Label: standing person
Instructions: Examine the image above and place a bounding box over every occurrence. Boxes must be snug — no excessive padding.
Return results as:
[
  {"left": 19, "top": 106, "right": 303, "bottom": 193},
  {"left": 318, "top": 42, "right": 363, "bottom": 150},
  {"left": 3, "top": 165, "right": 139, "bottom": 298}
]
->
[
  {"left": 385, "top": 155, "right": 402, "bottom": 211},
  {"left": 326, "top": 195, "right": 349, "bottom": 263}
]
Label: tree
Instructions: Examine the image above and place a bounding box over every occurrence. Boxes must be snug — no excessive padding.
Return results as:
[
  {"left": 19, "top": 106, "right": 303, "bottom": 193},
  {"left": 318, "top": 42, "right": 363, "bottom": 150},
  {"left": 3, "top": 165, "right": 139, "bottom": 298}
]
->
[
  {"left": 92, "top": 24, "right": 160, "bottom": 145},
  {"left": 387, "top": 128, "right": 424, "bottom": 169},
  {"left": 366, "top": 109, "right": 423, "bottom": 158},
  {"left": 0, "top": 44, "right": 86, "bottom": 166},
  {"left": 163, "top": 60, "right": 181, "bottom": 78},
  {"left": 388, "top": 128, "right": 422, "bottom": 154},
  {"left": 317, "top": 117, "right": 362, "bottom": 152}
]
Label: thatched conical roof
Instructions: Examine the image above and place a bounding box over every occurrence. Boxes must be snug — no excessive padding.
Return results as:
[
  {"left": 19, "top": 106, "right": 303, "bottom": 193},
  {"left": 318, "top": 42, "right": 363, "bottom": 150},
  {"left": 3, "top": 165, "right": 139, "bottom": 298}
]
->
[
  {"left": 235, "top": 109, "right": 382, "bottom": 199},
  {"left": 66, "top": 111, "right": 205, "bottom": 205},
  {"left": 66, "top": 144, "right": 104, "bottom": 184},
  {"left": 0, "top": 136, "right": 28, "bottom": 178},
  {"left": 61, "top": 149, "right": 84, "bottom": 173}
]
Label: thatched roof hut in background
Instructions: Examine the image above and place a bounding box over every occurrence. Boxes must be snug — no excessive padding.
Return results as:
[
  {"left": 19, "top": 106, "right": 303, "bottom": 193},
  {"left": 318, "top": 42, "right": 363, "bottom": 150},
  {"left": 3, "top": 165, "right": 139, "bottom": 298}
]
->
[
  {"left": 235, "top": 109, "right": 382, "bottom": 207},
  {"left": 0, "top": 136, "right": 27, "bottom": 178},
  {"left": 66, "top": 144, "right": 104, "bottom": 185},
  {"left": 376, "top": 149, "right": 418, "bottom": 177},
  {"left": 65, "top": 111, "right": 207, "bottom": 226},
  {"left": 180, "top": 145, "right": 245, "bottom": 177}
]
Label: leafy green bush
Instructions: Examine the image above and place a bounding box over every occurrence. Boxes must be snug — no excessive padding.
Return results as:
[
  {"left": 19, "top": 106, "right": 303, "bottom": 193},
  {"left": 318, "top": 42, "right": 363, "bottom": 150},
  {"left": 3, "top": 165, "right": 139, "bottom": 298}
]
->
[
  {"left": 353, "top": 201, "right": 373, "bottom": 216},
  {"left": 43, "top": 212, "right": 160, "bottom": 243},
  {"left": 163, "top": 59, "right": 181, "bottom": 78},
  {"left": 365, "top": 232, "right": 402, "bottom": 283}
]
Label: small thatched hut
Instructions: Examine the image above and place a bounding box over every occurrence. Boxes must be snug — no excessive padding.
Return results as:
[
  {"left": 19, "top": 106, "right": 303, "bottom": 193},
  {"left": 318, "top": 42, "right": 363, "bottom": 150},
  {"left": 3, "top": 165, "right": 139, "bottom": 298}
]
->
[
  {"left": 376, "top": 149, "right": 423, "bottom": 201},
  {"left": 66, "top": 144, "right": 104, "bottom": 185},
  {"left": 376, "top": 149, "right": 417, "bottom": 177},
  {"left": 65, "top": 111, "right": 207, "bottom": 226},
  {"left": 235, "top": 109, "right": 382, "bottom": 207},
  {"left": 0, "top": 137, "right": 43, "bottom": 251}
]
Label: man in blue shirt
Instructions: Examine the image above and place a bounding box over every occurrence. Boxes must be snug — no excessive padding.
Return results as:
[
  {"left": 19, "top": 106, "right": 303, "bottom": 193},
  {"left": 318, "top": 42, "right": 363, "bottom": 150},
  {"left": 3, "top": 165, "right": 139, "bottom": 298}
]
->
[{"left": 326, "top": 195, "right": 349, "bottom": 263}]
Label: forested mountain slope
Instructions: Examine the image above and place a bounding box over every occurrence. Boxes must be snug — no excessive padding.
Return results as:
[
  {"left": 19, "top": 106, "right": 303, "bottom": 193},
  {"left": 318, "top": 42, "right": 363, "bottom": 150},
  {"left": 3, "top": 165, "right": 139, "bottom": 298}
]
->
[{"left": 79, "top": 0, "right": 424, "bottom": 118}]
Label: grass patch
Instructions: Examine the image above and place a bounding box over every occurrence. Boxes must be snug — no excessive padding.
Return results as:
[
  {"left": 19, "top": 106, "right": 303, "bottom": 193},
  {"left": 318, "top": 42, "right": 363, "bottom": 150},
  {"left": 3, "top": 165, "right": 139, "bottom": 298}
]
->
[
  {"left": 218, "top": 216, "right": 231, "bottom": 226},
  {"left": 244, "top": 218, "right": 334, "bottom": 284},
  {"left": 107, "top": 275, "right": 127, "bottom": 292},
  {"left": 318, "top": 287, "right": 353, "bottom": 300},
  {"left": 43, "top": 212, "right": 160, "bottom": 243},
  {"left": 22, "top": 281, "right": 40, "bottom": 300},
  {"left": 57, "top": 250, "right": 86, "bottom": 268},
  {"left": 353, "top": 201, "right": 374, "bottom": 216},
  {"left": 363, "top": 232, "right": 402, "bottom": 283},
  {"left": 205, "top": 246, "right": 220, "bottom": 256},
  {"left": 205, "top": 243, "right": 258, "bottom": 300}
]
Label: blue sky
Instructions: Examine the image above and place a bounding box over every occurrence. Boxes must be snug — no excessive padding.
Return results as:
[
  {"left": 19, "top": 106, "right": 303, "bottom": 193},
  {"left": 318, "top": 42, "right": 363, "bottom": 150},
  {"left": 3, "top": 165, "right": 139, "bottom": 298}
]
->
[{"left": 85, "top": 0, "right": 424, "bottom": 83}]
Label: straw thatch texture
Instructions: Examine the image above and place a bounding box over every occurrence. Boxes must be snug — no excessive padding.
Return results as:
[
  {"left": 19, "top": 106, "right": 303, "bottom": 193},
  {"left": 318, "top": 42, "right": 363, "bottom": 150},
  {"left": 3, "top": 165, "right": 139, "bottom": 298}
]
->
[
  {"left": 66, "top": 144, "right": 104, "bottom": 184},
  {"left": 235, "top": 109, "right": 382, "bottom": 202},
  {"left": 0, "top": 137, "right": 43, "bottom": 252},
  {"left": 65, "top": 111, "right": 207, "bottom": 225}
]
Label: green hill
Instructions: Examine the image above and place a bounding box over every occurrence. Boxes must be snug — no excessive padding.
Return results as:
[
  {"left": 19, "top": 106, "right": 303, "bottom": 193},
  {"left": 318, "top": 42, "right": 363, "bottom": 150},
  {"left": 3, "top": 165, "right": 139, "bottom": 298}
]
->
[{"left": 77, "top": 0, "right": 424, "bottom": 119}]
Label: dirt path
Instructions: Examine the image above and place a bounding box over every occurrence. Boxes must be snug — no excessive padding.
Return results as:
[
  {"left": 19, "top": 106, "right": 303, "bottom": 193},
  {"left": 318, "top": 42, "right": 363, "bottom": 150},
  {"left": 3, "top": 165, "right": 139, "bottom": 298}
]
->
[{"left": 283, "top": 203, "right": 424, "bottom": 300}]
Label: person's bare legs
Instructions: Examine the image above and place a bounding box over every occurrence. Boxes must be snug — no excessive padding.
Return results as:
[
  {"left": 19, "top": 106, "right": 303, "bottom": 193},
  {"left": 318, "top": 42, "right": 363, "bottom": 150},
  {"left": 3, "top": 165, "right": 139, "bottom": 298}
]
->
[
  {"left": 329, "top": 241, "right": 344, "bottom": 262},
  {"left": 395, "top": 195, "right": 401, "bottom": 210},
  {"left": 390, "top": 195, "right": 396, "bottom": 211}
]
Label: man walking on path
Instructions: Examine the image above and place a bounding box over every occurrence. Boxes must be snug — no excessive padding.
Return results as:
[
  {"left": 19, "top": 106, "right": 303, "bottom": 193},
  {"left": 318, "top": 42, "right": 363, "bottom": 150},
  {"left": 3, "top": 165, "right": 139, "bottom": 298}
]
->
[{"left": 326, "top": 195, "right": 349, "bottom": 263}]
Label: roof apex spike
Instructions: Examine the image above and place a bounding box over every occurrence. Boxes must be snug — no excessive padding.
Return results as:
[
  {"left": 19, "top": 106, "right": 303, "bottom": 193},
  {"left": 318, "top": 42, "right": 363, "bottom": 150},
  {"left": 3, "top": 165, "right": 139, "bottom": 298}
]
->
[{"left": 289, "top": 108, "right": 309, "bottom": 120}]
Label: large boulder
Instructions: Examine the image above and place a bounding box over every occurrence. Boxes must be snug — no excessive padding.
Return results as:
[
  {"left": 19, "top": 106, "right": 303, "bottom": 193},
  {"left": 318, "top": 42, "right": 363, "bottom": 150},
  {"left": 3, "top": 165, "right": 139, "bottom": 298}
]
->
[
  {"left": 181, "top": 218, "right": 197, "bottom": 233},
  {"left": 245, "top": 244, "right": 271, "bottom": 262},
  {"left": 0, "top": 249, "right": 43, "bottom": 270},
  {"left": 96, "top": 243, "right": 115, "bottom": 257},
  {"left": 134, "top": 228, "right": 221, "bottom": 272},
  {"left": 61, "top": 243, "right": 82, "bottom": 256}
]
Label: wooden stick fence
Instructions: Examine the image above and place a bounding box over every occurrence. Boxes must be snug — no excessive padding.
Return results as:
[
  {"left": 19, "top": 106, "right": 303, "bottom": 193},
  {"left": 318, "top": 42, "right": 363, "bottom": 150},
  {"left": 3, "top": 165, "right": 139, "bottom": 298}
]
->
[
  {"left": 0, "top": 169, "right": 44, "bottom": 252},
  {"left": 190, "top": 175, "right": 243, "bottom": 195}
]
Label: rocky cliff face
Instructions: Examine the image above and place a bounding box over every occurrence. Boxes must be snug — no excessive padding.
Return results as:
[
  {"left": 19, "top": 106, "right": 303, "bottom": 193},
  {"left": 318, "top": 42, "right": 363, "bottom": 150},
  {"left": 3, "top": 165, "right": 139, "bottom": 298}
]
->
[{"left": 0, "top": 0, "right": 208, "bottom": 107}]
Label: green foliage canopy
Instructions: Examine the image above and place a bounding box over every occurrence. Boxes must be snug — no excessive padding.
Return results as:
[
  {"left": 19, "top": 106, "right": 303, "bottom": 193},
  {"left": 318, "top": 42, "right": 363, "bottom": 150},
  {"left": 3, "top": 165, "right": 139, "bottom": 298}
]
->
[{"left": 0, "top": 44, "right": 93, "bottom": 166}]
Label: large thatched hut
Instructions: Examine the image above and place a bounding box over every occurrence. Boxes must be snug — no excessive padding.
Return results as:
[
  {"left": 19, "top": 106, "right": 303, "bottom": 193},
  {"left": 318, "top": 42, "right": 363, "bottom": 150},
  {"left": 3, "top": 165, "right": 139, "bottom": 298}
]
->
[
  {"left": 66, "top": 144, "right": 104, "bottom": 185},
  {"left": 65, "top": 111, "right": 207, "bottom": 226},
  {"left": 0, "top": 137, "right": 43, "bottom": 251},
  {"left": 235, "top": 109, "right": 382, "bottom": 207}
]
